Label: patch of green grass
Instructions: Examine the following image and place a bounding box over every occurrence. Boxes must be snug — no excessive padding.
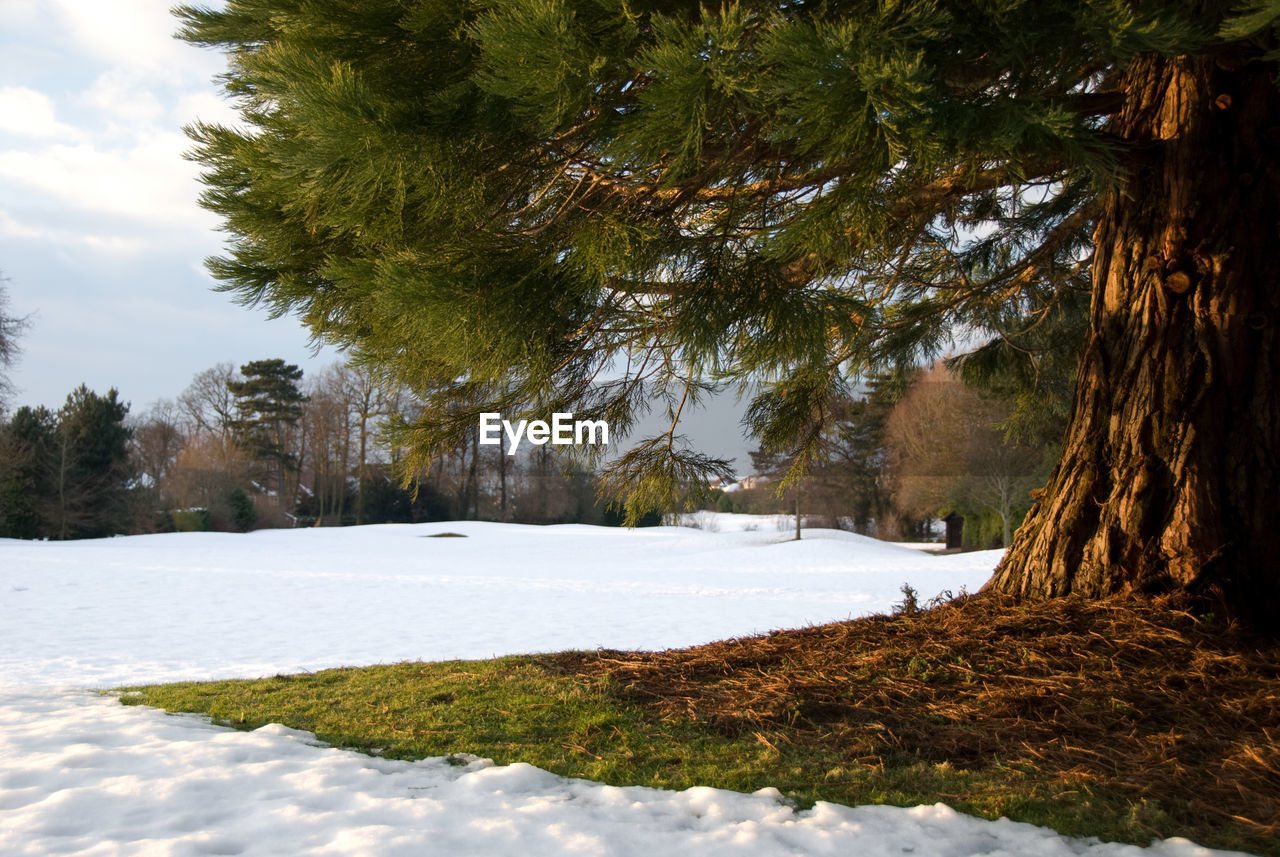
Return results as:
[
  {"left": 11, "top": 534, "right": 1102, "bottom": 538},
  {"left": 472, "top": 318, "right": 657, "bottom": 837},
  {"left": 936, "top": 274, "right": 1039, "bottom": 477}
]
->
[
  {"left": 121, "top": 658, "right": 778, "bottom": 795},
  {"left": 120, "top": 652, "right": 1272, "bottom": 855}
]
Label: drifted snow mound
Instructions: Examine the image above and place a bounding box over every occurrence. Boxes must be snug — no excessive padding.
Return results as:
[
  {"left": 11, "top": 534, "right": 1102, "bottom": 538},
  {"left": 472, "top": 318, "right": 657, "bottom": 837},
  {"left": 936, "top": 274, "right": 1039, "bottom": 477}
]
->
[{"left": 0, "top": 689, "right": 1234, "bottom": 857}]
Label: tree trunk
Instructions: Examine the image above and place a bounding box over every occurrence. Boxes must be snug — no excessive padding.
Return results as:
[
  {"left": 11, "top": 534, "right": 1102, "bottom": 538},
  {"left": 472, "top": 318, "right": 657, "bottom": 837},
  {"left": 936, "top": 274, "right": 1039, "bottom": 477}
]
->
[
  {"left": 989, "top": 51, "right": 1280, "bottom": 632},
  {"left": 356, "top": 407, "right": 369, "bottom": 526},
  {"left": 498, "top": 447, "right": 508, "bottom": 522},
  {"left": 994, "top": 475, "right": 1012, "bottom": 548},
  {"left": 56, "top": 432, "right": 70, "bottom": 540}
]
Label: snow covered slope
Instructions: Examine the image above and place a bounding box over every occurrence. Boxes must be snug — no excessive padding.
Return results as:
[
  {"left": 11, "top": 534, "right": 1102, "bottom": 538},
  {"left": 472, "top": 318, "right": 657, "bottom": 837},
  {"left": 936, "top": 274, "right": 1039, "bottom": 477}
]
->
[{"left": 0, "top": 520, "right": 997, "bottom": 688}]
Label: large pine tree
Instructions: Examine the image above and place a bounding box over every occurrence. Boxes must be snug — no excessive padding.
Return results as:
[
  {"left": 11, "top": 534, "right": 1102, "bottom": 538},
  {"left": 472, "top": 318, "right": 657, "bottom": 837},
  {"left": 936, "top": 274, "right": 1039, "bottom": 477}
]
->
[
  {"left": 0, "top": 388, "right": 133, "bottom": 540},
  {"left": 0, "top": 405, "right": 56, "bottom": 539},
  {"left": 51, "top": 386, "right": 134, "bottom": 539},
  {"left": 177, "top": 1, "right": 1280, "bottom": 629},
  {"left": 228, "top": 359, "right": 306, "bottom": 499}
]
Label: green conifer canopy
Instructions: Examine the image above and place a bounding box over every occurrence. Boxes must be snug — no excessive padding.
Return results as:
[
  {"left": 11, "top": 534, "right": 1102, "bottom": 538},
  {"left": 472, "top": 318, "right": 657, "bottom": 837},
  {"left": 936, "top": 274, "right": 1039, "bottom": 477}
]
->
[{"left": 175, "top": 0, "right": 1269, "bottom": 519}]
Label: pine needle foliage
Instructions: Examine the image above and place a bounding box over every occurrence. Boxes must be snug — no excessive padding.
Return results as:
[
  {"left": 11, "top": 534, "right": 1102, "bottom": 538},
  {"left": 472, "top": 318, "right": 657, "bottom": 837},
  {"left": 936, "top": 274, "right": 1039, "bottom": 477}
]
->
[{"left": 176, "top": 0, "right": 1228, "bottom": 519}]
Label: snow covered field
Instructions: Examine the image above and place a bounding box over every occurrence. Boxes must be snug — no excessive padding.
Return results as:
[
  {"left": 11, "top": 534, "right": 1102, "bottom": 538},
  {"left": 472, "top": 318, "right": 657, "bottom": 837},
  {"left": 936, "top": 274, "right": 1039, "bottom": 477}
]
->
[
  {"left": 0, "top": 520, "right": 1247, "bottom": 856},
  {"left": 0, "top": 519, "right": 997, "bottom": 688}
]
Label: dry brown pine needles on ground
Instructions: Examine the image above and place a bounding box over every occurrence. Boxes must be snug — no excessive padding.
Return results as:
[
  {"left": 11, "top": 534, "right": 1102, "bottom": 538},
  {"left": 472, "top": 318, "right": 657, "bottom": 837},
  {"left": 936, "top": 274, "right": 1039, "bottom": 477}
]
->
[{"left": 552, "top": 593, "right": 1280, "bottom": 836}]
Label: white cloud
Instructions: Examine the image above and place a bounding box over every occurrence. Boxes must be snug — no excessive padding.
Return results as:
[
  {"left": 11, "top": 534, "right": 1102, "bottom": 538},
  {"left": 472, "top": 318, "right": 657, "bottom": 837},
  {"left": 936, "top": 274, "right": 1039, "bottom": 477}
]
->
[
  {"left": 0, "top": 0, "right": 322, "bottom": 413},
  {"left": 84, "top": 70, "right": 165, "bottom": 127},
  {"left": 0, "top": 132, "right": 214, "bottom": 227},
  {"left": 0, "top": 2, "right": 238, "bottom": 258},
  {"left": 82, "top": 233, "right": 149, "bottom": 254},
  {"left": 0, "top": 87, "right": 83, "bottom": 140},
  {"left": 0, "top": 209, "right": 45, "bottom": 240},
  {"left": 49, "top": 0, "right": 220, "bottom": 78},
  {"left": 0, "top": 209, "right": 147, "bottom": 254},
  {"left": 174, "top": 90, "right": 245, "bottom": 132},
  {"left": 0, "top": 0, "right": 40, "bottom": 27}
]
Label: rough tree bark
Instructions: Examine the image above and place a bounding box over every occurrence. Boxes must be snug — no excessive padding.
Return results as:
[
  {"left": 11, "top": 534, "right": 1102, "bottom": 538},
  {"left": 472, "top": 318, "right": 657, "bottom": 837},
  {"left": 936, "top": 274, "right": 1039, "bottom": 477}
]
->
[{"left": 989, "top": 50, "right": 1280, "bottom": 633}]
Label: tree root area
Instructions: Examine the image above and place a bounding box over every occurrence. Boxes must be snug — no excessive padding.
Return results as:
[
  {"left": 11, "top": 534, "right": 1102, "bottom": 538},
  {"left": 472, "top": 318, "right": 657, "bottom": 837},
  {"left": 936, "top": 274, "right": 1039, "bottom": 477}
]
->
[{"left": 550, "top": 593, "right": 1279, "bottom": 838}]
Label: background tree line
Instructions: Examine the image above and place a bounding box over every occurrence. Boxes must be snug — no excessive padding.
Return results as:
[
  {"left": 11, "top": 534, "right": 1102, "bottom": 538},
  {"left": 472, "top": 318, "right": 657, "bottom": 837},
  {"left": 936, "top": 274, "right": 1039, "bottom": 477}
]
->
[
  {"left": 716, "top": 358, "right": 1066, "bottom": 549},
  {"left": 0, "top": 351, "right": 628, "bottom": 538},
  {"left": 1, "top": 353, "right": 1058, "bottom": 544},
  {"left": 2, "top": 279, "right": 1063, "bottom": 543}
]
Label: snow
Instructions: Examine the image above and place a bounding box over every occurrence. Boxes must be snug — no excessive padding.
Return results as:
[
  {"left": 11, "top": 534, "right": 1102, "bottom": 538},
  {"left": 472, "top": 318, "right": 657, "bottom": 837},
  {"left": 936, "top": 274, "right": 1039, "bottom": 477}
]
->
[
  {"left": 0, "top": 520, "right": 1250, "bottom": 856},
  {"left": 0, "top": 520, "right": 991, "bottom": 688}
]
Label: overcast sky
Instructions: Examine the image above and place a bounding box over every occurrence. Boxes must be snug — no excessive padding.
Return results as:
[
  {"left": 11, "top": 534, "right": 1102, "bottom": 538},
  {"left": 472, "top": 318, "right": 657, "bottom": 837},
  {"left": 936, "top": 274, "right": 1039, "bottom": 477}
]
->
[{"left": 0, "top": 0, "right": 753, "bottom": 470}]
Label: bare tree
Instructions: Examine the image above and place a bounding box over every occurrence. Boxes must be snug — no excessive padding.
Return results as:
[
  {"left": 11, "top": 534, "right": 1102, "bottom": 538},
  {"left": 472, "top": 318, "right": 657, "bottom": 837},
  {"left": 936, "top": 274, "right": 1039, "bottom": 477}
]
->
[
  {"left": 302, "top": 366, "right": 354, "bottom": 524},
  {"left": 126, "top": 399, "right": 187, "bottom": 529},
  {"left": 130, "top": 399, "right": 186, "bottom": 490},
  {"left": 0, "top": 280, "right": 32, "bottom": 414},
  {"left": 887, "top": 363, "right": 1044, "bottom": 546},
  {"left": 886, "top": 364, "right": 966, "bottom": 520},
  {"left": 338, "top": 363, "right": 392, "bottom": 525},
  {"left": 165, "top": 433, "right": 253, "bottom": 520},
  {"left": 178, "top": 363, "right": 240, "bottom": 444},
  {"left": 955, "top": 415, "right": 1044, "bottom": 547}
]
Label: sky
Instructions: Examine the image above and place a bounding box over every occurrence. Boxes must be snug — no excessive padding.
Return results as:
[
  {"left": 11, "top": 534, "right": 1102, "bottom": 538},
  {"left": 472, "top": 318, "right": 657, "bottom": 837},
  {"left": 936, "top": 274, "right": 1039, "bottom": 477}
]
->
[
  {"left": 0, "top": 0, "right": 334, "bottom": 416},
  {"left": 0, "top": 0, "right": 754, "bottom": 469}
]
